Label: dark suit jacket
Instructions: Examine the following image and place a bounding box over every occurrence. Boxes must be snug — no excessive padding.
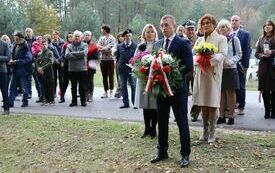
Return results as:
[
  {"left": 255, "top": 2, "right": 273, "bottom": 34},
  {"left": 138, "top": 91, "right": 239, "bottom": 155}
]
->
[
  {"left": 237, "top": 29, "right": 252, "bottom": 68},
  {"left": 153, "top": 35, "right": 193, "bottom": 92},
  {"left": 116, "top": 42, "right": 137, "bottom": 74},
  {"left": 12, "top": 41, "right": 32, "bottom": 77},
  {"left": 0, "top": 40, "right": 10, "bottom": 73}
]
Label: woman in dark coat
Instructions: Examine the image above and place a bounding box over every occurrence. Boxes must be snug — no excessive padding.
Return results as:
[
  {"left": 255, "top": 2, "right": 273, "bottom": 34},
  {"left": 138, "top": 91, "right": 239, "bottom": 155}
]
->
[{"left": 255, "top": 20, "right": 275, "bottom": 119}]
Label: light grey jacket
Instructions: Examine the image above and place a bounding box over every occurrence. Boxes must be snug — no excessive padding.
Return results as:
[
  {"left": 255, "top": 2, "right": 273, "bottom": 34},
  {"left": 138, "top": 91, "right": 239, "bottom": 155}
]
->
[
  {"left": 65, "top": 41, "right": 88, "bottom": 72},
  {"left": 0, "top": 40, "right": 10, "bottom": 73},
  {"left": 223, "top": 36, "right": 242, "bottom": 69}
]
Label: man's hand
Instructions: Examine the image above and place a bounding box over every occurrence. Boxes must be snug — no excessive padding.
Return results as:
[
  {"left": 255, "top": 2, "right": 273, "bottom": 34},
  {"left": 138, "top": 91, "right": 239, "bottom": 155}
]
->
[
  {"left": 8, "top": 60, "right": 16, "bottom": 65},
  {"left": 37, "top": 68, "right": 44, "bottom": 75}
]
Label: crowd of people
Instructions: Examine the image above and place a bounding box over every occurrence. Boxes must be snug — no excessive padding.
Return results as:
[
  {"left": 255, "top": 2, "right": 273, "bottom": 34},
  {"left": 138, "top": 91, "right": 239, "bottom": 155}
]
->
[{"left": 0, "top": 12, "right": 275, "bottom": 168}]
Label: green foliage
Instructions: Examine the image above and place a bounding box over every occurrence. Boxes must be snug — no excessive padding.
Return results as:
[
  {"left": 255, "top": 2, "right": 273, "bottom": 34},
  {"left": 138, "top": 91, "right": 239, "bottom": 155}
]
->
[
  {"left": 223, "top": 0, "right": 235, "bottom": 20},
  {"left": 26, "top": 0, "right": 59, "bottom": 36},
  {"left": 0, "top": 3, "right": 26, "bottom": 36},
  {"left": 129, "top": 14, "right": 147, "bottom": 39},
  {"left": 61, "top": 2, "right": 101, "bottom": 39},
  {"left": 184, "top": 0, "right": 205, "bottom": 23}
]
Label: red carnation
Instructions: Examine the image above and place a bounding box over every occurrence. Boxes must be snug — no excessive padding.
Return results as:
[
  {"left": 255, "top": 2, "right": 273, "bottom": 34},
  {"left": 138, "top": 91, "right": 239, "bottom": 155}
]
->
[
  {"left": 139, "top": 66, "right": 147, "bottom": 74},
  {"left": 152, "top": 63, "right": 160, "bottom": 71},
  {"left": 155, "top": 75, "right": 163, "bottom": 83},
  {"left": 163, "top": 65, "right": 171, "bottom": 73}
]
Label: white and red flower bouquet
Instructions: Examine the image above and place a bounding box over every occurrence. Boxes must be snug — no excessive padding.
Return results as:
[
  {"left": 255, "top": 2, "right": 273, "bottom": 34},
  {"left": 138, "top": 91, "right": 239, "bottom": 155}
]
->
[{"left": 129, "top": 49, "right": 184, "bottom": 98}]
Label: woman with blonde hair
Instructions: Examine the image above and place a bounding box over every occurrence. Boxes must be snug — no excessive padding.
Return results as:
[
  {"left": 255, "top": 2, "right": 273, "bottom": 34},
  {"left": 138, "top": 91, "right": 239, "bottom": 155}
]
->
[
  {"left": 216, "top": 19, "right": 241, "bottom": 125},
  {"left": 134, "top": 24, "right": 159, "bottom": 138}
]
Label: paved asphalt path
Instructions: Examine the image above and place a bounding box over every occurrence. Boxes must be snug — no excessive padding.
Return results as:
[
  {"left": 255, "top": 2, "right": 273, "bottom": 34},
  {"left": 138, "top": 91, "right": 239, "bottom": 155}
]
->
[{"left": 5, "top": 87, "right": 275, "bottom": 132}]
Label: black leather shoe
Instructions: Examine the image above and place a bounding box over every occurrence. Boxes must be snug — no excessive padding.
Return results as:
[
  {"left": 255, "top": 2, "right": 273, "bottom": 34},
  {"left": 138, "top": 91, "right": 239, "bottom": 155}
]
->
[
  {"left": 191, "top": 117, "right": 198, "bottom": 122},
  {"left": 227, "top": 118, "right": 234, "bottom": 125},
  {"left": 150, "top": 128, "right": 157, "bottom": 139},
  {"left": 120, "top": 104, "right": 129, "bottom": 109},
  {"left": 21, "top": 103, "right": 28, "bottom": 107},
  {"left": 217, "top": 117, "right": 226, "bottom": 124},
  {"left": 69, "top": 103, "right": 77, "bottom": 107},
  {"left": 58, "top": 98, "right": 65, "bottom": 103},
  {"left": 150, "top": 152, "right": 168, "bottom": 163},
  {"left": 81, "top": 102, "right": 87, "bottom": 107},
  {"left": 180, "top": 156, "right": 190, "bottom": 168},
  {"left": 36, "top": 99, "right": 43, "bottom": 103},
  {"left": 264, "top": 109, "right": 271, "bottom": 119}
]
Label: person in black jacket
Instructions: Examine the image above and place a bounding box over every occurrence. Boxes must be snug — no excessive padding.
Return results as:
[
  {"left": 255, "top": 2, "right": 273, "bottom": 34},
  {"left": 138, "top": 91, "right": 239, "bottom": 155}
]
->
[{"left": 116, "top": 29, "right": 137, "bottom": 108}]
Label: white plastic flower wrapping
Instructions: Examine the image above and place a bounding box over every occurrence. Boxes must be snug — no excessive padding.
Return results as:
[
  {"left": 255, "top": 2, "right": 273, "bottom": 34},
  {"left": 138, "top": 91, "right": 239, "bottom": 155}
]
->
[{"left": 141, "top": 54, "right": 153, "bottom": 64}]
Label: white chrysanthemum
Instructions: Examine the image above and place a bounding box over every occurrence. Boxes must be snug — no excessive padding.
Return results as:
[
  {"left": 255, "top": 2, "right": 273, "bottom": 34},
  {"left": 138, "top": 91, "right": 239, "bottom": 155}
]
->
[
  {"left": 141, "top": 54, "right": 153, "bottom": 64},
  {"left": 162, "top": 54, "right": 173, "bottom": 63}
]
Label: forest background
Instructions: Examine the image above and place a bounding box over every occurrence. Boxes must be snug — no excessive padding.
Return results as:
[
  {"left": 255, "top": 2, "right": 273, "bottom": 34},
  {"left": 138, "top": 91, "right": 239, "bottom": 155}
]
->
[{"left": 1, "top": 0, "right": 275, "bottom": 47}]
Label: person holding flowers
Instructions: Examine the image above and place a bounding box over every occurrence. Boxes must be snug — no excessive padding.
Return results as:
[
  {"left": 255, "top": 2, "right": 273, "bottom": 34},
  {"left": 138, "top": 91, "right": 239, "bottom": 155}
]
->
[
  {"left": 150, "top": 14, "right": 193, "bottom": 168},
  {"left": 216, "top": 19, "right": 241, "bottom": 125},
  {"left": 193, "top": 14, "right": 227, "bottom": 143},
  {"left": 133, "top": 24, "right": 158, "bottom": 138}
]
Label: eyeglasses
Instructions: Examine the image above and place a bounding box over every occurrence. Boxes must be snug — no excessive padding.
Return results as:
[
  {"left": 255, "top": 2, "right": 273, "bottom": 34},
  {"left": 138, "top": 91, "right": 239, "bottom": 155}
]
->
[{"left": 201, "top": 21, "right": 211, "bottom": 26}]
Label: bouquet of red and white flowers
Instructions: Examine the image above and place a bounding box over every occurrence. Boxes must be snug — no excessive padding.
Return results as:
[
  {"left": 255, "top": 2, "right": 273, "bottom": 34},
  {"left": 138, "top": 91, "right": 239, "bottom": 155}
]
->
[{"left": 129, "top": 49, "right": 183, "bottom": 98}]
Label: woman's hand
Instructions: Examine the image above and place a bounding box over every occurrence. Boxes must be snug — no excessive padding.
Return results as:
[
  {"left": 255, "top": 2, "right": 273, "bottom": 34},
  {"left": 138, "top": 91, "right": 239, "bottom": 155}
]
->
[{"left": 264, "top": 50, "right": 272, "bottom": 56}]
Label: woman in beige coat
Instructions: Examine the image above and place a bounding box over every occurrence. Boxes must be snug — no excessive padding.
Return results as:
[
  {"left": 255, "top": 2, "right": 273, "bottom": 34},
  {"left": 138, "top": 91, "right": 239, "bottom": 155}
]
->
[{"left": 193, "top": 14, "right": 227, "bottom": 143}]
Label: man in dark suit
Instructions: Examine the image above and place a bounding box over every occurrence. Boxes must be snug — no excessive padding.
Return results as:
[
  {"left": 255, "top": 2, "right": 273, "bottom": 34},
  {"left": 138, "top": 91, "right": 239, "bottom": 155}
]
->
[
  {"left": 231, "top": 15, "right": 252, "bottom": 115},
  {"left": 150, "top": 15, "right": 193, "bottom": 168},
  {"left": 116, "top": 29, "right": 137, "bottom": 108}
]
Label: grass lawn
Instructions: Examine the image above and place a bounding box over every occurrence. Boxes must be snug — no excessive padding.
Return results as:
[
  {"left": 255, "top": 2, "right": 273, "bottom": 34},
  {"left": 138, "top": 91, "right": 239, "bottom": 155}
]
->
[{"left": 0, "top": 115, "right": 274, "bottom": 173}]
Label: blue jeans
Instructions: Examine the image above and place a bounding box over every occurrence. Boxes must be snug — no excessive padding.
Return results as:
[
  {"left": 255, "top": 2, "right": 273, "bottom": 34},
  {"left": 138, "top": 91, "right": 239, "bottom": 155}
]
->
[
  {"left": 0, "top": 72, "right": 9, "bottom": 110},
  {"left": 120, "top": 73, "right": 136, "bottom": 105},
  {"left": 9, "top": 75, "right": 29, "bottom": 106},
  {"left": 236, "top": 71, "right": 246, "bottom": 109}
]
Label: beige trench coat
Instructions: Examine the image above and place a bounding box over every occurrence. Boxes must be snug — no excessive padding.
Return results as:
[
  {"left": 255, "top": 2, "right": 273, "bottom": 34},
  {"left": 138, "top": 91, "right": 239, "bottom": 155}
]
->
[{"left": 192, "top": 30, "right": 228, "bottom": 108}]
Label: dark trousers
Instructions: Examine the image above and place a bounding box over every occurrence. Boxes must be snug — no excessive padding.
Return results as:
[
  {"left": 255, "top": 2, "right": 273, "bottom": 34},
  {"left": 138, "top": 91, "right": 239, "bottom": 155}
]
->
[
  {"left": 87, "top": 69, "right": 95, "bottom": 94},
  {"left": 236, "top": 71, "right": 247, "bottom": 109},
  {"left": 100, "top": 61, "right": 114, "bottom": 91},
  {"left": 156, "top": 92, "right": 191, "bottom": 157},
  {"left": 38, "top": 67, "right": 54, "bottom": 102},
  {"left": 60, "top": 61, "right": 70, "bottom": 99},
  {"left": 143, "top": 109, "right": 157, "bottom": 133},
  {"left": 0, "top": 72, "right": 9, "bottom": 110},
  {"left": 69, "top": 71, "right": 87, "bottom": 104},
  {"left": 33, "top": 71, "right": 41, "bottom": 98},
  {"left": 120, "top": 73, "right": 136, "bottom": 105},
  {"left": 27, "top": 73, "right": 32, "bottom": 96},
  {"left": 262, "top": 91, "right": 275, "bottom": 114},
  {"left": 53, "top": 64, "right": 63, "bottom": 95},
  {"left": 9, "top": 74, "right": 29, "bottom": 105}
]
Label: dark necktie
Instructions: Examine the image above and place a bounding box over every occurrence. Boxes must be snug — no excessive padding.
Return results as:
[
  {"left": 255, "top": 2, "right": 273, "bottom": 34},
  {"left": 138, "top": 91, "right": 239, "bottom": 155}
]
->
[
  {"left": 126, "top": 43, "right": 129, "bottom": 48},
  {"left": 164, "top": 38, "right": 170, "bottom": 51}
]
